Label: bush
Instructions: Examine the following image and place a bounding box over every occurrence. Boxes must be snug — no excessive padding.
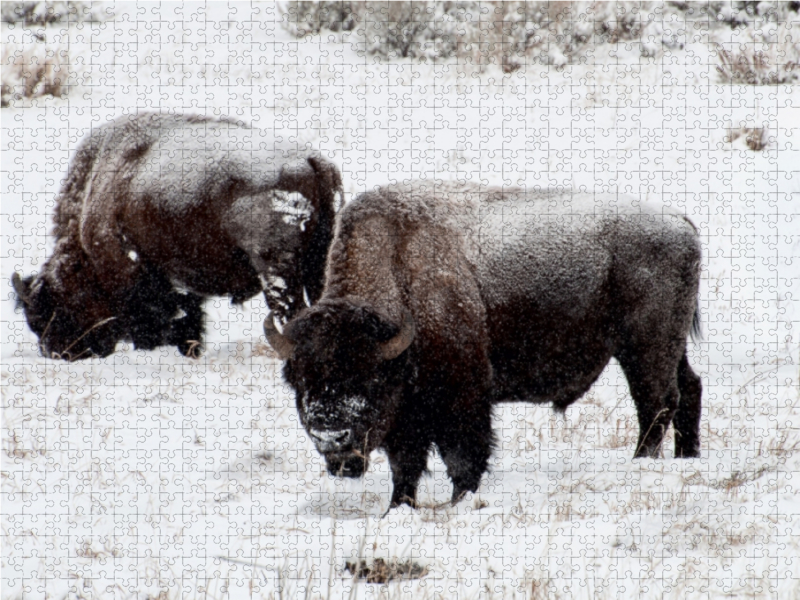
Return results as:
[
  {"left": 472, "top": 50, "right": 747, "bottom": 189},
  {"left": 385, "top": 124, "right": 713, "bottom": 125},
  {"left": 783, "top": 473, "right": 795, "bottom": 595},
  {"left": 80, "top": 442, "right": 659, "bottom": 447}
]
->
[
  {"left": 1, "top": 1, "right": 101, "bottom": 25},
  {"left": 725, "top": 125, "right": 770, "bottom": 151},
  {"left": 715, "top": 28, "right": 800, "bottom": 85},
  {"left": 1, "top": 39, "right": 71, "bottom": 106},
  {"left": 281, "top": 1, "right": 800, "bottom": 74},
  {"left": 281, "top": 1, "right": 669, "bottom": 68},
  {"left": 280, "top": 1, "right": 361, "bottom": 38}
]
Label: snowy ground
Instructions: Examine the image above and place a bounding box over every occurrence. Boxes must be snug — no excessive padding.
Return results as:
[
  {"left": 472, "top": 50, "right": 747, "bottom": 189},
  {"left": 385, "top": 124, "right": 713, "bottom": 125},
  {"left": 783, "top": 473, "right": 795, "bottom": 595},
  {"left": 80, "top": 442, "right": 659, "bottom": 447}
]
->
[{"left": 2, "top": 2, "right": 799, "bottom": 599}]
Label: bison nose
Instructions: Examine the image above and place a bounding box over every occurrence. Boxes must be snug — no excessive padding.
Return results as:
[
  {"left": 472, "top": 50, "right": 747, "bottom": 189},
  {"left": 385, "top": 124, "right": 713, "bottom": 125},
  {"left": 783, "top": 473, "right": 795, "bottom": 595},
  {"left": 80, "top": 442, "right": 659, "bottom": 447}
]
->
[{"left": 309, "top": 429, "right": 352, "bottom": 453}]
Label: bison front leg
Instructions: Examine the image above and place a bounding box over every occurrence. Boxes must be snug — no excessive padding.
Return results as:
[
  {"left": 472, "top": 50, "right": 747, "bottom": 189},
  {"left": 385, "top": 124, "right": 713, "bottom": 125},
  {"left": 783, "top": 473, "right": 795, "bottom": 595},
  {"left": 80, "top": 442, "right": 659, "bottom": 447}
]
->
[
  {"left": 166, "top": 293, "right": 205, "bottom": 358},
  {"left": 125, "top": 273, "right": 180, "bottom": 351},
  {"left": 435, "top": 402, "right": 495, "bottom": 504},
  {"left": 385, "top": 436, "right": 432, "bottom": 510}
]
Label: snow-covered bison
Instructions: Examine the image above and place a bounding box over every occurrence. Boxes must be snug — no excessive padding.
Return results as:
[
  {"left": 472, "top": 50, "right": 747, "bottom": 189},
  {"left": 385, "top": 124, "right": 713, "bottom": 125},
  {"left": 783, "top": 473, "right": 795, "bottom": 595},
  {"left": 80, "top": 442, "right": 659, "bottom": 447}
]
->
[
  {"left": 13, "top": 112, "right": 343, "bottom": 360},
  {"left": 265, "top": 180, "right": 703, "bottom": 509}
]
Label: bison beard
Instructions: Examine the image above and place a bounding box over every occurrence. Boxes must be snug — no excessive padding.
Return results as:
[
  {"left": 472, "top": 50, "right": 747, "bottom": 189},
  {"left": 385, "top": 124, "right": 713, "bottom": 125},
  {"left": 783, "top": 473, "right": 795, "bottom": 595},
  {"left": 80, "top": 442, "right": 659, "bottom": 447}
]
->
[
  {"left": 13, "top": 112, "right": 342, "bottom": 360},
  {"left": 269, "top": 180, "right": 703, "bottom": 511}
]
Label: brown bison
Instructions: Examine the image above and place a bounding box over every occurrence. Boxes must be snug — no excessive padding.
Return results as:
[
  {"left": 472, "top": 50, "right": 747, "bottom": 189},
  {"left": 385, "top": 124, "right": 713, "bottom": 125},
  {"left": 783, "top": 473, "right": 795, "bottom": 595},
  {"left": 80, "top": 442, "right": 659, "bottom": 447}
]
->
[
  {"left": 265, "top": 180, "right": 703, "bottom": 509},
  {"left": 13, "top": 112, "right": 343, "bottom": 360}
]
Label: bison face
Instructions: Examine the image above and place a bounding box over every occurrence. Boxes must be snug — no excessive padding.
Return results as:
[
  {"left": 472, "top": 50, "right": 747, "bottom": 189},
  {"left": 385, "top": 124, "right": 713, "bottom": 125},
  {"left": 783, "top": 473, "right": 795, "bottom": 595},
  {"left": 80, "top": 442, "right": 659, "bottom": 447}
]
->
[
  {"left": 267, "top": 298, "right": 415, "bottom": 478},
  {"left": 13, "top": 272, "right": 120, "bottom": 360}
]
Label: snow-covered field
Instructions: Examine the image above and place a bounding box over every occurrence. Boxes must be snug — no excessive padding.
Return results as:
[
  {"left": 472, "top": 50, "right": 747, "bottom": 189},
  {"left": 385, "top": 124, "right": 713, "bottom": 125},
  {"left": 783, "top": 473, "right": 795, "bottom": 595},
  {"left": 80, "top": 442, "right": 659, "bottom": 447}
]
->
[{"left": 2, "top": 2, "right": 799, "bottom": 598}]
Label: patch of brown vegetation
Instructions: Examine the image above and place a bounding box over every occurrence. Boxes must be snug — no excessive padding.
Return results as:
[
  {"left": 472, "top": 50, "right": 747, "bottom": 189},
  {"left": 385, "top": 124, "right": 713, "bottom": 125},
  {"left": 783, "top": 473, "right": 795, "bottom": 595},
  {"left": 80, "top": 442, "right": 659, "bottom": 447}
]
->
[{"left": 344, "top": 558, "right": 427, "bottom": 584}]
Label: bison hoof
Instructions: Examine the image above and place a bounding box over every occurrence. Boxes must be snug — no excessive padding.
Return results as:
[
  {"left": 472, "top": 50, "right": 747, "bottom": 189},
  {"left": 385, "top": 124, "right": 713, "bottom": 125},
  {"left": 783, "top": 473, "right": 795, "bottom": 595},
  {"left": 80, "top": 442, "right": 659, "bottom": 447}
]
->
[
  {"left": 674, "top": 446, "right": 700, "bottom": 459},
  {"left": 388, "top": 483, "right": 418, "bottom": 511},
  {"left": 178, "top": 340, "right": 204, "bottom": 358},
  {"left": 451, "top": 475, "right": 481, "bottom": 505},
  {"left": 388, "top": 494, "right": 417, "bottom": 511},
  {"left": 451, "top": 487, "right": 472, "bottom": 506}
]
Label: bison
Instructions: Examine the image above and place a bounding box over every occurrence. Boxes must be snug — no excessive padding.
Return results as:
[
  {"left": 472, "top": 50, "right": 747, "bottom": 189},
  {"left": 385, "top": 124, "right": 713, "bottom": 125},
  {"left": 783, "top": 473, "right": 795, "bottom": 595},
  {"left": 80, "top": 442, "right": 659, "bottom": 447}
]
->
[
  {"left": 13, "top": 112, "right": 343, "bottom": 360},
  {"left": 265, "top": 180, "right": 703, "bottom": 509}
]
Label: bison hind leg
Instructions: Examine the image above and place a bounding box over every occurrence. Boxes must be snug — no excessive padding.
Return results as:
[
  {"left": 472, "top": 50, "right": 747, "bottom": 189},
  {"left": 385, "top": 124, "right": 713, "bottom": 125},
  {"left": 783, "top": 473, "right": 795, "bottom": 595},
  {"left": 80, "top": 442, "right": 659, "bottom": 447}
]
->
[
  {"left": 616, "top": 346, "right": 684, "bottom": 459},
  {"left": 673, "top": 352, "right": 702, "bottom": 458},
  {"left": 168, "top": 293, "right": 205, "bottom": 358}
]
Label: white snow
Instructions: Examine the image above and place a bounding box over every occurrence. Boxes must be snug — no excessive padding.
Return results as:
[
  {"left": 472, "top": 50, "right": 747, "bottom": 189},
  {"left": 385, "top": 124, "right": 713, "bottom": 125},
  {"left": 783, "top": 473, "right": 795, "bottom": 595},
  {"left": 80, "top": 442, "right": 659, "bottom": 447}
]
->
[{"left": 2, "top": 2, "right": 799, "bottom": 599}]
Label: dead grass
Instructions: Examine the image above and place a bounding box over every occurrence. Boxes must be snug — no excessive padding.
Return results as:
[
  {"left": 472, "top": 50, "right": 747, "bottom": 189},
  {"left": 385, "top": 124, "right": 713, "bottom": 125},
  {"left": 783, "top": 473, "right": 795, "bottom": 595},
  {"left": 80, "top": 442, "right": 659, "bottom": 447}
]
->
[
  {"left": 1, "top": 2, "right": 102, "bottom": 26},
  {"left": 713, "top": 465, "right": 772, "bottom": 492},
  {"left": 524, "top": 574, "right": 554, "bottom": 600},
  {"left": 725, "top": 124, "right": 771, "bottom": 151},
  {"left": 1, "top": 39, "right": 72, "bottom": 106},
  {"left": 252, "top": 342, "right": 279, "bottom": 358},
  {"left": 715, "top": 28, "right": 800, "bottom": 85},
  {"left": 344, "top": 557, "right": 428, "bottom": 583}
]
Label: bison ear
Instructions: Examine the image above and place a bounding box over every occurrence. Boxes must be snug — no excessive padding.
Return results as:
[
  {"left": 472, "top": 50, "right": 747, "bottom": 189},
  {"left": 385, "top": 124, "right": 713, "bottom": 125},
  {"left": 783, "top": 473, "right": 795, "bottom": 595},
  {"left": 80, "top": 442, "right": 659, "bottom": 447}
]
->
[
  {"left": 263, "top": 312, "right": 295, "bottom": 360},
  {"left": 12, "top": 272, "right": 32, "bottom": 305},
  {"left": 378, "top": 310, "right": 415, "bottom": 361}
]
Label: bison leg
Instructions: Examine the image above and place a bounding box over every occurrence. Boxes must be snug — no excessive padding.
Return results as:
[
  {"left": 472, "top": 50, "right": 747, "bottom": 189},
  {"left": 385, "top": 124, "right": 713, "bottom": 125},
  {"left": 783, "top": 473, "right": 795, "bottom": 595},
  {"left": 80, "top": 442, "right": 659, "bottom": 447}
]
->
[
  {"left": 672, "top": 352, "right": 702, "bottom": 458},
  {"left": 167, "top": 293, "right": 205, "bottom": 358},
  {"left": 385, "top": 438, "right": 431, "bottom": 509},
  {"left": 616, "top": 348, "right": 683, "bottom": 459},
  {"left": 435, "top": 405, "right": 495, "bottom": 504},
  {"left": 126, "top": 274, "right": 180, "bottom": 351}
]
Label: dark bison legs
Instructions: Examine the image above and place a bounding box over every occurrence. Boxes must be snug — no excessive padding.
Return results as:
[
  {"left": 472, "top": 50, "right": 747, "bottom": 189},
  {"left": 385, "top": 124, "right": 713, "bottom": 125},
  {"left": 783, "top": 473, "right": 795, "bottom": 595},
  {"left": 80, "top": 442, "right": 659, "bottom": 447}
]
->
[
  {"left": 127, "top": 279, "right": 178, "bottom": 351},
  {"left": 616, "top": 346, "right": 684, "bottom": 459},
  {"left": 167, "top": 293, "right": 205, "bottom": 358},
  {"left": 385, "top": 438, "right": 431, "bottom": 509},
  {"left": 673, "top": 352, "right": 702, "bottom": 458},
  {"left": 126, "top": 271, "right": 205, "bottom": 357},
  {"left": 435, "top": 405, "right": 494, "bottom": 504}
]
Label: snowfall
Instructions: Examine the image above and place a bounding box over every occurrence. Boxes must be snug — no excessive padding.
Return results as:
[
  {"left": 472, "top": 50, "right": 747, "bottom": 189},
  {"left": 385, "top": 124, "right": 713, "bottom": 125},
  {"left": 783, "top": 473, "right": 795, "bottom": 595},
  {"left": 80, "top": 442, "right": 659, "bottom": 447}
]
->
[{"left": 2, "top": 2, "right": 799, "bottom": 599}]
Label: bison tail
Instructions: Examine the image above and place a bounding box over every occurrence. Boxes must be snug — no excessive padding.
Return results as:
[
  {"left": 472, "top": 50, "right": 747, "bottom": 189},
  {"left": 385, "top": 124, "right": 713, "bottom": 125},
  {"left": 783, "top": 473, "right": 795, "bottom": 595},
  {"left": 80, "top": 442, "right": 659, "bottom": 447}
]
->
[{"left": 689, "top": 301, "right": 702, "bottom": 343}]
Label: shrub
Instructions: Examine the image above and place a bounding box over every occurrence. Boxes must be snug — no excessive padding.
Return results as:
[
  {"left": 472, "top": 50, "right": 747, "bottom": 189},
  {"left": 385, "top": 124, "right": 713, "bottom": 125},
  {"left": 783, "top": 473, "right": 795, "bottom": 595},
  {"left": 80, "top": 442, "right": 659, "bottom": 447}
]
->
[
  {"left": 725, "top": 125, "right": 771, "bottom": 151},
  {"left": 716, "top": 38, "right": 800, "bottom": 85},
  {"left": 1, "top": 39, "right": 71, "bottom": 106},
  {"left": 280, "top": 1, "right": 800, "bottom": 74},
  {"left": 281, "top": 1, "right": 669, "bottom": 68},
  {"left": 280, "top": 1, "right": 361, "bottom": 38},
  {"left": 1, "top": 1, "right": 100, "bottom": 25}
]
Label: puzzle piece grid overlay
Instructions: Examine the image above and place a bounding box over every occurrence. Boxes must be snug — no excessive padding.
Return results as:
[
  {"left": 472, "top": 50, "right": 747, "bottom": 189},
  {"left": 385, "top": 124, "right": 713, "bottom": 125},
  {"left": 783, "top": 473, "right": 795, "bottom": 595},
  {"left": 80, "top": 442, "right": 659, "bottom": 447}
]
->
[{"left": 2, "top": 2, "right": 799, "bottom": 599}]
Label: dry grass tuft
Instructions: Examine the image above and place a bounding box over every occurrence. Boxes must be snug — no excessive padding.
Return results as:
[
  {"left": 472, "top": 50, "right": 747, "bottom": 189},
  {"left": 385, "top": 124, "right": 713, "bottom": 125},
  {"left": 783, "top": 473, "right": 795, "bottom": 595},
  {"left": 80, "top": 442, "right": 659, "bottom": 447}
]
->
[
  {"left": 714, "top": 465, "right": 772, "bottom": 492},
  {"left": 251, "top": 341, "right": 278, "bottom": 358},
  {"left": 344, "top": 557, "right": 428, "bottom": 583},
  {"left": 523, "top": 572, "right": 554, "bottom": 600},
  {"left": 725, "top": 124, "right": 770, "bottom": 151},
  {"left": 1, "top": 2, "right": 101, "bottom": 26},
  {"left": 1, "top": 40, "right": 72, "bottom": 106},
  {"left": 715, "top": 27, "right": 800, "bottom": 85}
]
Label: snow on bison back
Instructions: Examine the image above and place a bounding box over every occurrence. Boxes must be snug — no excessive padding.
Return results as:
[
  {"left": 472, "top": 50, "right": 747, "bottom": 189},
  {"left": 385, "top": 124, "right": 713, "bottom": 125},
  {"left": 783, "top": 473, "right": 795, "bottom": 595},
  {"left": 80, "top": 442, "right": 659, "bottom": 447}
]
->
[
  {"left": 265, "top": 180, "right": 703, "bottom": 510},
  {"left": 13, "top": 112, "right": 343, "bottom": 360}
]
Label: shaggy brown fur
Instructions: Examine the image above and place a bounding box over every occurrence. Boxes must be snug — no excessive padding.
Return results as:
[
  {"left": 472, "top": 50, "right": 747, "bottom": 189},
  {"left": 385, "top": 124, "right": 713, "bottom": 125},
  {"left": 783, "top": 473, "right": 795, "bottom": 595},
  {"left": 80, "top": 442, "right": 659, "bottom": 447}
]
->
[
  {"left": 14, "top": 112, "right": 343, "bottom": 360},
  {"left": 270, "top": 180, "right": 703, "bottom": 509}
]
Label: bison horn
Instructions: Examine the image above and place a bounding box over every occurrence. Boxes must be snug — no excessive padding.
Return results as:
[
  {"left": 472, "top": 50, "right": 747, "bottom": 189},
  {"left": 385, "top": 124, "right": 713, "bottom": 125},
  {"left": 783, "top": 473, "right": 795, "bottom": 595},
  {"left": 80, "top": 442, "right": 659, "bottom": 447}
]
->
[
  {"left": 12, "top": 272, "right": 30, "bottom": 304},
  {"left": 263, "top": 312, "right": 295, "bottom": 360},
  {"left": 379, "top": 310, "right": 415, "bottom": 360}
]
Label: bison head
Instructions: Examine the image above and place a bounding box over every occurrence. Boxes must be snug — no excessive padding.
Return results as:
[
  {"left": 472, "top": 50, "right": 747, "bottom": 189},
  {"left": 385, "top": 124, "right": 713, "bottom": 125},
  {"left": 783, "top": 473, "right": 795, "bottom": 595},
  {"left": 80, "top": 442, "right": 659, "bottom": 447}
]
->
[
  {"left": 13, "top": 269, "right": 120, "bottom": 360},
  {"left": 265, "top": 298, "right": 415, "bottom": 478}
]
